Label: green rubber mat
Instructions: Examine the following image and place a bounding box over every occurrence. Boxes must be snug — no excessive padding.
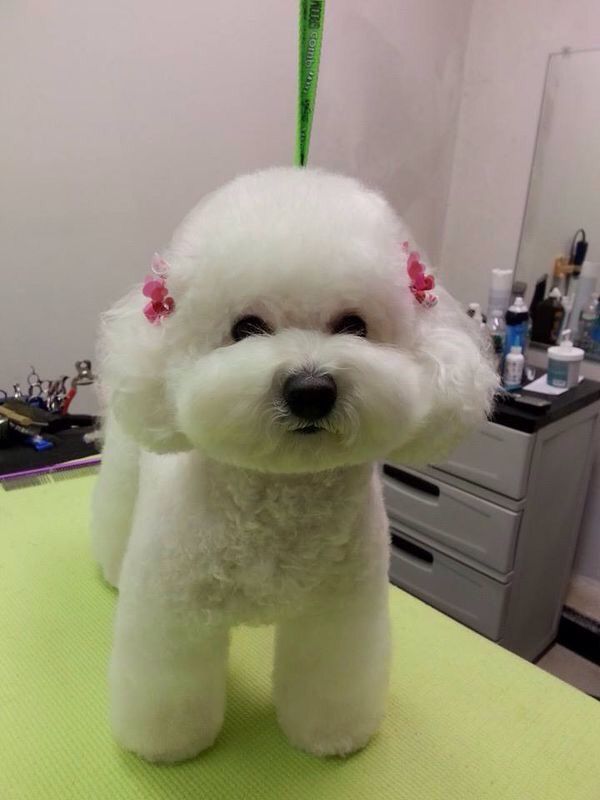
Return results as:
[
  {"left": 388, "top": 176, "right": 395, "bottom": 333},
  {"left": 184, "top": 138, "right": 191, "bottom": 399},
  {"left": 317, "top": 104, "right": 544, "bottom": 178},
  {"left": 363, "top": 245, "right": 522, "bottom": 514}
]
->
[{"left": 1, "top": 472, "right": 599, "bottom": 799}]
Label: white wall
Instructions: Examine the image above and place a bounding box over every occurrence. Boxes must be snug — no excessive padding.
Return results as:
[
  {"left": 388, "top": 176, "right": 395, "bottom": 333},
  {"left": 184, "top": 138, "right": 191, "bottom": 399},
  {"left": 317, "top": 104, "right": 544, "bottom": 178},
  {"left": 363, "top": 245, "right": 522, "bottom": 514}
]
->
[
  {"left": 441, "top": 0, "right": 600, "bottom": 584},
  {"left": 0, "top": 0, "right": 473, "bottom": 400}
]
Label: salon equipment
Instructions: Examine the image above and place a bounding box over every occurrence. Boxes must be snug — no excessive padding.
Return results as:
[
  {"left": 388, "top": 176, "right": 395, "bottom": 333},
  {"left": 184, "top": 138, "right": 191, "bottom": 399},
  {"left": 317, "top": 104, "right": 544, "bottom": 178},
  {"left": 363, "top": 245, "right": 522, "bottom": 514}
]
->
[
  {"left": 61, "top": 360, "right": 96, "bottom": 414},
  {"left": 577, "top": 294, "right": 599, "bottom": 350},
  {"left": 45, "top": 377, "right": 69, "bottom": 413},
  {"left": 502, "top": 345, "right": 524, "bottom": 391},
  {"left": 531, "top": 287, "right": 564, "bottom": 345},
  {"left": 0, "top": 397, "right": 95, "bottom": 456},
  {"left": 0, "top": 453, "right": 100, "bottom": 486},
  {"left": 547, "top": 330, "right": 584, "bottom": 389},
  {"left": 23, "top": 434, "right": 54, "bottom": 451},
  {"left": 486, "top": 309, "right": 506, "bottom": 372},
  {"left": 529, "top": 274, "right": 547, "bottom": 321},
  {"left": 569, "top": 228, "right": 588, "bottom": 274},
  {"left": 569, "top": 260, "right": 600, "bottom": 340},
  {"left": 3, "top": 361, "right": 95, "bottom": 415},
  {"left": 486, "top": 268, "right": 512, "bottom": 317},
  {"left": 504, "top": 296, "right": 530, "bottom": 356},
  {"left": 0, "top": 421, "right": 98, "bottom": 487},
  {"left": 385, "top": 380, "right": 600, "bottom": 660},
  {"left": 26, "top": 367, "right": 48, "bottom": 403}
]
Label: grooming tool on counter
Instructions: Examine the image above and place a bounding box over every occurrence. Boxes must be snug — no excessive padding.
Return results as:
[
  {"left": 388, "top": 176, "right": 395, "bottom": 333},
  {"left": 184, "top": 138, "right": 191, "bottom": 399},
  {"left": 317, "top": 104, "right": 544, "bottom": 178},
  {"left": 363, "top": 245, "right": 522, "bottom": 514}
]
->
[
  {"left": 0, "top": 397, "right": 94, "bottom": 440},
  {"left": 0, "top": 454, "right": 101, "bottom": 488},
  {"left": 0, "top": 399, "right": 52, "bottom": 449},
  {"left": 23, "top": 434, "right": 54, "bottom": 451},
  {"left": 45, "top": 376, "right": 69, "bottom": 413},
  {"left": 0, "top": 401, "right": 49, "bottom": 429},
  {"left": 26, "top": 367, "right": 45, "bottom": 395},
  {"left": 25, "top": 367, "right": 48, "bottom": 408},
  {"left": 61, "top": 360, "right": 96, "bottom": 414},
  {"left": 2, "top": 360, "right": 95, "bottom": 415}
]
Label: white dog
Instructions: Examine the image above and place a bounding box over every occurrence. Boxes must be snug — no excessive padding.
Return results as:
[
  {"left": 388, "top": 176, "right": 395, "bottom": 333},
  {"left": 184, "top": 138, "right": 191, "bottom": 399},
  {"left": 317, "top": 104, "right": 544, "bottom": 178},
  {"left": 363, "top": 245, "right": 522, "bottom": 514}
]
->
[{"left": 92, "top": 168, "right": 496, "bottom": 763}]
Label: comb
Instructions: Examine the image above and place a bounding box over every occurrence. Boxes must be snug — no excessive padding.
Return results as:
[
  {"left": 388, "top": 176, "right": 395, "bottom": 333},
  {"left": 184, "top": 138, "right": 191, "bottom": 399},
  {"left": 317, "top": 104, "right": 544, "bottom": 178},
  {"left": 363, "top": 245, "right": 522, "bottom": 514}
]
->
[{"left": 0, "top": 455, "right": 101, "bottom": 490}]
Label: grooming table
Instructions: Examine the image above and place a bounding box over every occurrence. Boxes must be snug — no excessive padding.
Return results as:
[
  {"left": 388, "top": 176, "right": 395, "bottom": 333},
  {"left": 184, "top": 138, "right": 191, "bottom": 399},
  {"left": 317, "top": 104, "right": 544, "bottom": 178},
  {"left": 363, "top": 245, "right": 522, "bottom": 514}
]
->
[{"left": 1, "top": 473, "right": 599, "bottom": 800}]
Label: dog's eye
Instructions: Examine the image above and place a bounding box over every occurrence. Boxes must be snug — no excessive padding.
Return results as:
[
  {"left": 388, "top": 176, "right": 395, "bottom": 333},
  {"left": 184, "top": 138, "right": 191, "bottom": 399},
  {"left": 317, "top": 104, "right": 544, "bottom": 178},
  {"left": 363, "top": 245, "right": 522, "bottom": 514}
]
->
[
  {"left": 331, "top": 314, "right": 367, "bottom": 337},
  {"left": 231, "top": 315, "right": 273, "bottom": 342}
]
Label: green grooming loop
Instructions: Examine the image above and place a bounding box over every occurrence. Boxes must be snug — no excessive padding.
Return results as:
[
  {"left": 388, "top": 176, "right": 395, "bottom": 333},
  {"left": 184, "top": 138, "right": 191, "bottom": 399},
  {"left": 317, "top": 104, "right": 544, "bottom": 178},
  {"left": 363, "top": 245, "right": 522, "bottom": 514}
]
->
[{"left": 295, "top": 0, "right": 326, "bottom": 166}]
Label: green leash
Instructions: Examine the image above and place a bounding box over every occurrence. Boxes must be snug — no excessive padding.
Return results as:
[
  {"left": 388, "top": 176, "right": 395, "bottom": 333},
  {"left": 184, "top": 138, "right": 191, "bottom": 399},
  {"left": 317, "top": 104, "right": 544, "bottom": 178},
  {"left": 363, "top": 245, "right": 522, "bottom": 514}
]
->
[{"left": 295, "top": 0, "right": 326, "bottom": 167}]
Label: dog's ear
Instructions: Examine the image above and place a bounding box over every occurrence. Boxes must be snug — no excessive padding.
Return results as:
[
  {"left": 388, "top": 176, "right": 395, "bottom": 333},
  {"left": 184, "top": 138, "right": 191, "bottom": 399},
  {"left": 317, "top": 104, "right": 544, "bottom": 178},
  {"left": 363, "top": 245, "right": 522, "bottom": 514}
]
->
[
  {"left": 388, "top": 286, "right": 498, "bottom": 467},
  {"left": 97, "top": 288, "right": 192, "bottom": 454}
]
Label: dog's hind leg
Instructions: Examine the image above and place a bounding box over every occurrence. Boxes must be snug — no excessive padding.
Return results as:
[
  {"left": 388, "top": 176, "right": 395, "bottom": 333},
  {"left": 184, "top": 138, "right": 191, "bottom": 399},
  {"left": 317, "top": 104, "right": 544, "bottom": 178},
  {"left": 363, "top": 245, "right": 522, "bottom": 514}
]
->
[{"left": 91, "top": 413, "right": 140, "bottom": 589}]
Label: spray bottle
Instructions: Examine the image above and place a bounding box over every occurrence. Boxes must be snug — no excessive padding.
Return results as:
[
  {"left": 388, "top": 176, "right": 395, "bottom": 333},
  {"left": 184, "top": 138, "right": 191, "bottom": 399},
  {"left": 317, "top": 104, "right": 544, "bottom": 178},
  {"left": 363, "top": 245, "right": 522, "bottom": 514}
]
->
[{"left": 504, "top": 297, "right": 530, "bottom": 356}]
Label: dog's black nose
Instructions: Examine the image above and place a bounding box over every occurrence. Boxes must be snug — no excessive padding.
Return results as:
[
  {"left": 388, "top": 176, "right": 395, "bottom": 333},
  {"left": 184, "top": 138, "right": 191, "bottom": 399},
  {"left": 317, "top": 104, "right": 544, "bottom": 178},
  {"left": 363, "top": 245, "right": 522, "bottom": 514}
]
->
[{"left": 283, "top": 373, "right": 337, "bottom": 421}]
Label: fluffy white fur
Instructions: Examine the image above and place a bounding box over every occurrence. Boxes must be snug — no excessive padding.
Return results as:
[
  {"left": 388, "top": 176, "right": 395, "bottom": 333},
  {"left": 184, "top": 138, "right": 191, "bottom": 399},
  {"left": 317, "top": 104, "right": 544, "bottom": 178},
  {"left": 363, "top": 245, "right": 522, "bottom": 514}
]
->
[{"left": 92, "top": 168, "right": 497, "bottom": 763}]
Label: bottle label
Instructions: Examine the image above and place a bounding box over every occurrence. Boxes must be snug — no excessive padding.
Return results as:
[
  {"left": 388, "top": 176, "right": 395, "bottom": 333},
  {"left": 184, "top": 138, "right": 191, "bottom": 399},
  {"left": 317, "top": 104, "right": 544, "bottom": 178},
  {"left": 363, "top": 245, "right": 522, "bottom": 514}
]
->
[
  {"left": 547, "top": 360, "right": 570, "bottom": 388},
  {"left": 502, "top": 357, "right": 523, "bottom": 389},
  {"left": 505, "top": 322, "right": 529, "bottom": 355}
]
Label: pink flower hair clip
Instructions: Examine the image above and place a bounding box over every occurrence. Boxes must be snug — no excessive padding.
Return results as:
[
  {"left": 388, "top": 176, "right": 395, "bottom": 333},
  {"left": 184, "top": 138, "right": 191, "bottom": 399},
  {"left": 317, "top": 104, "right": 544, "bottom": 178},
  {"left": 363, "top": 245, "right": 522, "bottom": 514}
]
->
[
  {"left": 142, "top": 253, "right": 175, "bottom": 324},
  {"left": 402, "top": 241, "right": 438, "bottom": 308}
]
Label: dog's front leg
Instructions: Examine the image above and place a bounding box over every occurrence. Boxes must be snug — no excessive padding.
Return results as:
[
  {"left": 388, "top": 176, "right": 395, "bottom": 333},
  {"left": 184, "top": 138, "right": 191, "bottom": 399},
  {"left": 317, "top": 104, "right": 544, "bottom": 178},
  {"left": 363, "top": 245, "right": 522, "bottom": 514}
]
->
[
  {"left": 91, "top": 414, "right": 140, "bottom": 588},
  {"left": 273, "top": 579, "right": 390, "bottom": 756},
  {"left": 109, "top": 592, "right": 229, "bottom": 763}
]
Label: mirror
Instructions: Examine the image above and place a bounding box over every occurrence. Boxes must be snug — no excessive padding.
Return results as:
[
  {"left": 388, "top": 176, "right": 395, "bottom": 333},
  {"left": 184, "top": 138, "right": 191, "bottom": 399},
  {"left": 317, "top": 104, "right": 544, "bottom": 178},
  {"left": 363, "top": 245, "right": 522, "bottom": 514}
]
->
[{"left": 515, "top": 48, "right": 600, "bottom": 356}]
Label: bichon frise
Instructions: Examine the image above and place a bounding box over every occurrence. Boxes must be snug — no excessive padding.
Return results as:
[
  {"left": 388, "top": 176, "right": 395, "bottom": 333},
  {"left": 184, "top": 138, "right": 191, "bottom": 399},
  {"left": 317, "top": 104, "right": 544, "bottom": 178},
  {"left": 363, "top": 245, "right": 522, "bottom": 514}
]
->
[{"left": 92, "top": 167, "right": 496, "bottom": 762}]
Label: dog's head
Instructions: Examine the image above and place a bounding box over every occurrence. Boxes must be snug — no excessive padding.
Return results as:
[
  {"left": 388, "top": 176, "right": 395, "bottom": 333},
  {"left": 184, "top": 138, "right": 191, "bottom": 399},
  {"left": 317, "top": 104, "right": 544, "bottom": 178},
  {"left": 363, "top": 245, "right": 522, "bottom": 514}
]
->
[{"left": 100, "top": 168, "right": 497, "bottom": 472}]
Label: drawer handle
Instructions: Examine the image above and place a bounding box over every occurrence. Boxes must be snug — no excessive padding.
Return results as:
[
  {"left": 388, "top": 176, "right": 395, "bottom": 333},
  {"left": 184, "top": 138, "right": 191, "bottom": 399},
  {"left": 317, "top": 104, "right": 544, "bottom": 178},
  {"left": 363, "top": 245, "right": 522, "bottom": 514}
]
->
[
  {"left": 391, "top": 532, "right": 434, "bottom": 564},
  {"left": 383, "top": 465, "right": 440, "bottom": 497}
]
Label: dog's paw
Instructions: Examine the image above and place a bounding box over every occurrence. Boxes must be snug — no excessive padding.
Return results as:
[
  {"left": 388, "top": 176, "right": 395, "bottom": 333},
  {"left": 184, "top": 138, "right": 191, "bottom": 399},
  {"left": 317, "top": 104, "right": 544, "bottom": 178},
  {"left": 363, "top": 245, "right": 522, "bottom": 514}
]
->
[
  {"left": 112, "top": 713, "right": 221, "bottom": 763},
  {"left": 277, "top": 712, "right": 381, "bottom": 757},
  {"left": 116, "top": 728, "right": 218, "bottom": 764},
  {"left": 110, "top": 683, "right": 224, "bottom": 763}
]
